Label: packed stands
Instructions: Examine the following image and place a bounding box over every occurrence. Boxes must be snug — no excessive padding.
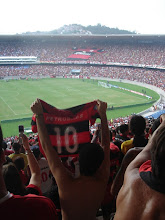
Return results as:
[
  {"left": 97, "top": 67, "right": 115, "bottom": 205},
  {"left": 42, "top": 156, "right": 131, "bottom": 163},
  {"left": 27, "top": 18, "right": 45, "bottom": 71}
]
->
[
  {"left": 0, "top": 35, "right": 165, "bottom": 91},
  {"left": 1, "top": 35, "right": 165, "bottom": 219},
  {"left": 0, "top": 38, "right": 165, "bottom": 66},
  {"left": 0, "top": 65, "right": 164, "bottom": 91}
]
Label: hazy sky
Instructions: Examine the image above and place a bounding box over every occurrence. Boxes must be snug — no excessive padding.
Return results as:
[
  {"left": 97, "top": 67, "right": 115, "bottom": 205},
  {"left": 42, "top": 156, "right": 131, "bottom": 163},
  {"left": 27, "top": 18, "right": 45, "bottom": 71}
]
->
[{"left": 0, "top": 0, "right": 165, "bottom": 35}]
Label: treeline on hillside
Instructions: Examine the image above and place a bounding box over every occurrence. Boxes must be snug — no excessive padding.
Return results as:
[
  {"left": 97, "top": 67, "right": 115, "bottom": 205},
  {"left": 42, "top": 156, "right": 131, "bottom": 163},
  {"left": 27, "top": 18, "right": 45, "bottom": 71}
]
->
[
  {"left": 23, "top": 24, "right": 136, "bottom": 35},
  {"left": 85, "top": 24, "right": 135, "bottom": 34}
]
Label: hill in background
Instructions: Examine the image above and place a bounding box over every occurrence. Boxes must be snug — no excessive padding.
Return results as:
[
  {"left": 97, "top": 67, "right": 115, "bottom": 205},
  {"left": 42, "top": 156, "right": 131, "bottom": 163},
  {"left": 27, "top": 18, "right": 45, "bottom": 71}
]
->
[{"left": 22, "top": 23, "right": 136, "bottom": 35}]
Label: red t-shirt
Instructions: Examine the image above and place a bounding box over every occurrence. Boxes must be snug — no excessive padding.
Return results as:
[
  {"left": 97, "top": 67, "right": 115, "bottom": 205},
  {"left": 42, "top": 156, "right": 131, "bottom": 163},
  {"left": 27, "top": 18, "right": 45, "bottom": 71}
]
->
[
  {"left": 139, "top": 160, "right": 152, "bottom": 173},
  {"left": 0, "top": 193, "right": 58, "bottom": 219},
  {"left": 26, "top": 184, "right": 42, "bottom": 196},
  {"left": 4, "top": 149, "right": 14, "bottom": 156}
]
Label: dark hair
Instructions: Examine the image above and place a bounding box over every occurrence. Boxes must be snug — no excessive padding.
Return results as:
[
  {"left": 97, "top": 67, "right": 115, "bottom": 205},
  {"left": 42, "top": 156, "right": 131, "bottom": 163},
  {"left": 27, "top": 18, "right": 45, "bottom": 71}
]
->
[
  {"left": 2, "top": 163, "right": 26, "bottom": 195},
  {"left": 112, "top": 129, "right": 116, "bottom": 136},
  {"left": 115, "top": 126, "right": 120, "bottom": 134},
  {"left": 151, "top": 128, "right": 165, "bottom": 182},
  {"left": 2, "top": 141, "right": 7, "bottom": 150},
  {"left": 12, "top": 142, "right": 21, "bottom": 152},
  {"left": 79, "top": 143, "right": 104, "bottom": 176},
  {"left": 120, "top": 124, "right": 129, "bottom": 134},
  {"left": 13, "top": 157, "right": 25, "bottom": 171},
  {"left": 129, "top": 115, "right": 146, "bottom": 136},
  {"left": 151, "top": 117, "right": 161, "bottom": 134},
  {"left": 31, "top": 145, "right": 41, "bottom": 159}
]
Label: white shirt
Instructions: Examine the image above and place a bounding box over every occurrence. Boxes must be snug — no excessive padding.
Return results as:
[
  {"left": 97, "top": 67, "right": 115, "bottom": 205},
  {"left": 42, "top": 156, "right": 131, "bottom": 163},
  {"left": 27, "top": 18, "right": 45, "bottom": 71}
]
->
[{"left": 38, "top": 158, "right": 52, "bottom": 194}]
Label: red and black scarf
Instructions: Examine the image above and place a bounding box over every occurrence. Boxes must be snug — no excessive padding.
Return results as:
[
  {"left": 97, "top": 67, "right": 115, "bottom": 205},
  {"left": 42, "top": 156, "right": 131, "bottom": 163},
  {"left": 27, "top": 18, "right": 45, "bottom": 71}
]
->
[{"left": 31, "top": 99, "right": 99, "bottom": 157}]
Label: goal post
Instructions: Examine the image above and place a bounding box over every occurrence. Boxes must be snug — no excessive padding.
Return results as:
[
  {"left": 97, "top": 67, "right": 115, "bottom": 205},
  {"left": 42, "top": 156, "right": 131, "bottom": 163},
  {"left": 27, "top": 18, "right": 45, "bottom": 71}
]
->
[{"left": 98, "top": 81, "right": 111, "bottom": 88}]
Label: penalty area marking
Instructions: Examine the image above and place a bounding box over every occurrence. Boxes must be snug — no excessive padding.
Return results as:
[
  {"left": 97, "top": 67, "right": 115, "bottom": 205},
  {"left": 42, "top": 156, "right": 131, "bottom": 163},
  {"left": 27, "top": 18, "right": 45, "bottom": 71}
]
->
[{"left": 0, "top": 96, "right": 17, "bottom": 115}]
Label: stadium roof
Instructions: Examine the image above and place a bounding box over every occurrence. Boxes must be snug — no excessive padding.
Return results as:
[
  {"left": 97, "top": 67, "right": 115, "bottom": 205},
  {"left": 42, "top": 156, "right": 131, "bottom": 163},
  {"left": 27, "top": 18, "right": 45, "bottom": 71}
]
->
[{"left": 0, "top": 34, "right": 165, "bottom": 44}]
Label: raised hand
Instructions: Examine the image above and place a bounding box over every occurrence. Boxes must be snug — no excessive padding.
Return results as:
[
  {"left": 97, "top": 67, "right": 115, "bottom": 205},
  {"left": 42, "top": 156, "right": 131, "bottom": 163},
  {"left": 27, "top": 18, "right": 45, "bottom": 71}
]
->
[{"left": 31, "top": 99, "right": 43, "bottom": 115}]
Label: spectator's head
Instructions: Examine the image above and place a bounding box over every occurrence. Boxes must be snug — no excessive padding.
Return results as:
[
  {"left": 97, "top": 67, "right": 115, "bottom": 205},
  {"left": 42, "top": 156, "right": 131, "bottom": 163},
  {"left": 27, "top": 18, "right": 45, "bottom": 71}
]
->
[
  {"left": 79, "top": 143, "right": 104, "bottom": 176},
  {"left": 151, "top": 127, "right": 165, "bottom": 183},
  {"left": 2, "top": 162, "right": 25, "bottom": 195},
  {"left": 129, "top": 115, "right": 146, "bottom": 136},
  {"left": 151, "top": 116, "right": 161, "bottom": 134},
  {"left": 12, "top": 142, "right": 21, "bottom": 153},
  {"left": 2, "top": 141, "right": 7, "bottom": 150},
  {"left": 13, "top": 156, "right": 25, "bottom": 171},
  {"left": 120, "top": 124, "right": 129, "bottom": 135},
  {"left": 115, "top": 126, "right": 120, "bottom": 135},
  {"left": 31, "top": 145, "right": 41, "bottom": 160}
]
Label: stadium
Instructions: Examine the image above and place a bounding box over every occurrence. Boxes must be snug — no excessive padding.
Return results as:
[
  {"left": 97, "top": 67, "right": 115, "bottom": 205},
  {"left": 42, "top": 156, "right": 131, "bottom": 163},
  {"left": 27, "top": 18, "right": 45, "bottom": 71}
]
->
[
  {"left": 0, "top": 34, "right": 165, "bottom": 137},
  {"left": 1, "top": 33, "right": 165, "bottom": 219}
]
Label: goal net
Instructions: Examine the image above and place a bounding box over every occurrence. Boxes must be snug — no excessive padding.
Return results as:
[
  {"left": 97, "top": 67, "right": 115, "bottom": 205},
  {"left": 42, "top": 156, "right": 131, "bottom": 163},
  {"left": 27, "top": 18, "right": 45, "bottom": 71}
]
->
[{"left": 98, "top": 81, "right": 111, "bottom": 88}]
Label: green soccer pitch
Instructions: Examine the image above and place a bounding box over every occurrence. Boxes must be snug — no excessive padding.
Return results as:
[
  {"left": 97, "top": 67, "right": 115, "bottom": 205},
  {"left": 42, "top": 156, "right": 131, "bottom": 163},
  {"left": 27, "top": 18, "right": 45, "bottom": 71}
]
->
[{"left": 0, "top": 78, "right": 159, "bottom": 137}]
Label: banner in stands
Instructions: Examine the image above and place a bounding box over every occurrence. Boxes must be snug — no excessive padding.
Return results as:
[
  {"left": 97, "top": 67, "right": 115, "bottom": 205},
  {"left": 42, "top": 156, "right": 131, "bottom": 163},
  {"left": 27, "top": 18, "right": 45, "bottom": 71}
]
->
[
  {"left": 31, "top": 99, "right": 100, "bottom": 157},
  {"left": 70, "top": 69, "right": 81, "bottom": 75},
  {"left": 67, "top": 48, "right": 105, "bottom": 60}
]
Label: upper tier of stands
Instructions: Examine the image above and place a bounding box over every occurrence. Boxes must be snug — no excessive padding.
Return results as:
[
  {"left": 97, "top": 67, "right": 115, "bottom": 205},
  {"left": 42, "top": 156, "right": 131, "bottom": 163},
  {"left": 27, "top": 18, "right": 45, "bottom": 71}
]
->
[
  {"left": 0, "top": 39, "right": 164, "bottom": 66},
  {"left": 0, "top": 37, "right": 165, "bottom": 91}
]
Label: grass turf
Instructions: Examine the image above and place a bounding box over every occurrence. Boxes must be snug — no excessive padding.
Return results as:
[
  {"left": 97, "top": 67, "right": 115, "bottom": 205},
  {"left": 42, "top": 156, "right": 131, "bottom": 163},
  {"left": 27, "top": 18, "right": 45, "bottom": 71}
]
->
[{"left": 0, "top": 78, "right": 159, "bottom": 137}]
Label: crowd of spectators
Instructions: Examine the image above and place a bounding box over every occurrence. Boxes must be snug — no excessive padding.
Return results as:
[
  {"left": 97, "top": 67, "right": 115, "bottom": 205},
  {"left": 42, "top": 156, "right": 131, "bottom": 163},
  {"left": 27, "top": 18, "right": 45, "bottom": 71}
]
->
[
  {"left": 90, "top": 44, "right": 165, "bottom": 66},
  {"left": 0, "top": 65, "right": 164, "bottom": 91},
  {"left": 0, "top": 40, "right": 165, "bottom": 91},
  {"left": 0, "top": 41, "right": 165, "bottom": 66},
  {"left": 1, "top": 38, "right": 165, "bottom": 219},
  {"left": 1, "top": 99, "right": 165, "bottom": 219}
]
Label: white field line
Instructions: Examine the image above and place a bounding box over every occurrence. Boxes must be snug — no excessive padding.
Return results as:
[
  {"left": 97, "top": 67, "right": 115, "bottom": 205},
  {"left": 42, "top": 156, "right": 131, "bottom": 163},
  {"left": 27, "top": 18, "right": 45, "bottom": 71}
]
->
[
  {"left": 0, "top": 113, "right": 31, "bottom": 120},
  {"left": 0, "top": 96, "right": 17, "bottom": 115}
]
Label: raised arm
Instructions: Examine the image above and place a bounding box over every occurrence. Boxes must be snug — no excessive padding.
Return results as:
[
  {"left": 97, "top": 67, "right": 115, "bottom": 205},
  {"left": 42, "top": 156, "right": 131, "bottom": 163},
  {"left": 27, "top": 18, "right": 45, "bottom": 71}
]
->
[
  {"left": 97, "top": 100, "right": 110, "bottom": 155},
  {"left": 96, "top": 100, "right": 110, "bottom": 180},
  {"left": 21, "top": 134, "right": 41, "bottom": 188},
  {"left": 30, "top": 99, "right": 72, "bottom": 189},
  {"left": 111, "top": 147, "right": 143, "bottom": 197}
]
